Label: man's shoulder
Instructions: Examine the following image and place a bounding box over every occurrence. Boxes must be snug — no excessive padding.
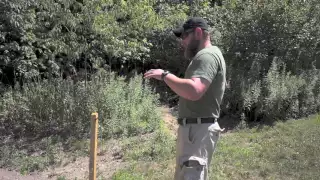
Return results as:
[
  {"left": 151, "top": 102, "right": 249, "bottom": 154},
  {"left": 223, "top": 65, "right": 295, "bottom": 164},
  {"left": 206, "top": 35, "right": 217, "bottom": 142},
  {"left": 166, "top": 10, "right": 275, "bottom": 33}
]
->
[{"left": 194, "top": 46, "right": 223, "bottom": 60}]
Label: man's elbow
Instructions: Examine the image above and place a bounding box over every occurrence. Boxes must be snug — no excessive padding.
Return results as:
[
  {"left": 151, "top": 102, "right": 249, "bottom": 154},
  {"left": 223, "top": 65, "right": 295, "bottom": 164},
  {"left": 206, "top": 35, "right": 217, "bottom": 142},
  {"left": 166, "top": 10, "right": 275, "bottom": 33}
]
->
[{"left": 187, "top": 78, "right": 209, "bottom": 101}]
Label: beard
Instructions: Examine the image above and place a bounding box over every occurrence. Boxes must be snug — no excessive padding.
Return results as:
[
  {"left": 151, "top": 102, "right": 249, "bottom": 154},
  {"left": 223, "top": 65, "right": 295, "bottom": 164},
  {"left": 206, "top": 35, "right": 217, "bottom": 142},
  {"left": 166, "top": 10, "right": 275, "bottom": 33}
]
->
[{"left": 183, "top": 38, "right": 201, "bottom": 59}]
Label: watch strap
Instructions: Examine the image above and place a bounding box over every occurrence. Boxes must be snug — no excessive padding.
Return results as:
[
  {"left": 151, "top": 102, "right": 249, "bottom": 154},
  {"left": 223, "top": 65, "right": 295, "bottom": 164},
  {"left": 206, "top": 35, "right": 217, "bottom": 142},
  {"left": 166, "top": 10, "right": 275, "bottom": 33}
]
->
[{"left": 161, "top": 71, "right": 169, "bottom": 81}]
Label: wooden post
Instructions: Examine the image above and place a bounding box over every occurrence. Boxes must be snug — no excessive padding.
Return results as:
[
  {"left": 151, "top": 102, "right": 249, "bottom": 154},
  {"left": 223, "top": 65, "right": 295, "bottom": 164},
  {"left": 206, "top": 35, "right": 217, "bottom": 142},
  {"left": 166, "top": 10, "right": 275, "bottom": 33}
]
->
[{"left": 89, "top": 112, "right": 98, "bottom": 180}]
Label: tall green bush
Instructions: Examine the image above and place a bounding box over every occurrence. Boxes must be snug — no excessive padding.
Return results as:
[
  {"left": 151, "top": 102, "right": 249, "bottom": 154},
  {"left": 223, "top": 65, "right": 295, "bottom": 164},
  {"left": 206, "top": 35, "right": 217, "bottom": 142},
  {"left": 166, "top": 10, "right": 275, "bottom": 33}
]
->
[{"left": 0, "top": 71, "right": 161, "bottom": 139}]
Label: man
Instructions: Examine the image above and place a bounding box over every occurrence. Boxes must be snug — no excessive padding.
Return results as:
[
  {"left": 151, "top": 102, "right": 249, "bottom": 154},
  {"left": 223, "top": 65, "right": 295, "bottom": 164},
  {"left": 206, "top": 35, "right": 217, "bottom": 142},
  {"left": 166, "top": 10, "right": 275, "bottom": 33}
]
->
[{"left": 144, "top": 17, "right": 226, "bottom": 180}]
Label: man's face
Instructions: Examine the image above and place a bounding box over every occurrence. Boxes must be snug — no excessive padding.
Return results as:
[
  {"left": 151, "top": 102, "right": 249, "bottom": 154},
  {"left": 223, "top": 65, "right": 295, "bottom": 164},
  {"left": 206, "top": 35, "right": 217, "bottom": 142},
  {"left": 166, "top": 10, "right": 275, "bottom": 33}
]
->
[{"left": 181, "top": 30, "right": 201, "bottom": 59}]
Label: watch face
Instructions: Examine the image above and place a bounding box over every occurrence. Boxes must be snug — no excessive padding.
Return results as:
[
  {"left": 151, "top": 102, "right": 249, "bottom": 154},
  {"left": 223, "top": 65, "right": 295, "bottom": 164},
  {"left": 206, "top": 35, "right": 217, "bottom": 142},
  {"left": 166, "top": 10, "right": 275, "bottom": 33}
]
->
[{"left": 162, "top": 71, "right": 168, "bottom": 80}]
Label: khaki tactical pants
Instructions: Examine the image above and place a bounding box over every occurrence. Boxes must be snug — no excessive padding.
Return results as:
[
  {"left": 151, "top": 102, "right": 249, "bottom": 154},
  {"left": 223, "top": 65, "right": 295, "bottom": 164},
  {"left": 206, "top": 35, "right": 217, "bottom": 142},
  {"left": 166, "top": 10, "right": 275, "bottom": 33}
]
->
[{"left": 174, "top": 120, "right": 223, "bottom": 180}]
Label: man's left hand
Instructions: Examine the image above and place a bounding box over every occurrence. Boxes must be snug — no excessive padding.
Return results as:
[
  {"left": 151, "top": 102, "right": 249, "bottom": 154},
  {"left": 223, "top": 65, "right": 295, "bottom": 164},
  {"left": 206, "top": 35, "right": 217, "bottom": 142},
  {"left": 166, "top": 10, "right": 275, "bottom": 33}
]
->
[{"left": 143, "top": 69, "right": 164, "bottom": 80}]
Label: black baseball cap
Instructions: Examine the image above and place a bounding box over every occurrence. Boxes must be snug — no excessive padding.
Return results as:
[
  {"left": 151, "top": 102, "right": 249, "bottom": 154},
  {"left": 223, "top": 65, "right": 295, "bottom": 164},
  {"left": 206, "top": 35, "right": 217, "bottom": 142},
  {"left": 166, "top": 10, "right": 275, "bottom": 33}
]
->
[{"left": 173, "top": 17, "right": 209, "bottom": 38}]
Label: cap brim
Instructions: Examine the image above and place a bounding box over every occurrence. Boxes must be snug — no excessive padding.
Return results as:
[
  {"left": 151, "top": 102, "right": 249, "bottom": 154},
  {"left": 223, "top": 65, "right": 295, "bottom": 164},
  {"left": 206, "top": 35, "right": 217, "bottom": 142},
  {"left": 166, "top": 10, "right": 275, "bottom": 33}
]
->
[{"left": 173, "top": 27, "right": 184, "bottom": 38}]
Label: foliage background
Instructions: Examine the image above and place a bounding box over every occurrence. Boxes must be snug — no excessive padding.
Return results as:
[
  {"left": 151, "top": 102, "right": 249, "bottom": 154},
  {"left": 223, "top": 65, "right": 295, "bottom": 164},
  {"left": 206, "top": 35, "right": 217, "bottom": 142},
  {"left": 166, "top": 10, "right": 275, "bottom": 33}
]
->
[{"left": 0, "top": 0, "right": 320, "bottom": 140}]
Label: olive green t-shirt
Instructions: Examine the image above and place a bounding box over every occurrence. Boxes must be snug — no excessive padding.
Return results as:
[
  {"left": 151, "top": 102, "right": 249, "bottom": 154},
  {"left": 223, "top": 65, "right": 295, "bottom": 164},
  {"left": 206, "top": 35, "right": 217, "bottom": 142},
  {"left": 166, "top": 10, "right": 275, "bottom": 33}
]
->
[{"left": 178, "top": 45, "right": 226, "bottom": 119}]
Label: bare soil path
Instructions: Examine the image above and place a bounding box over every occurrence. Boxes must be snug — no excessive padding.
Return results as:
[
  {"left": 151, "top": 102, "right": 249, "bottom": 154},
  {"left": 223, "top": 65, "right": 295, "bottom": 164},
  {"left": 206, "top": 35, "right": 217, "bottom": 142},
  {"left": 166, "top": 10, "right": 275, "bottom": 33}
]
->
[
  {"left": 0, "top": 169, "right": 43, "bottom": 180},
  {"left": 0, "top": 106, "right": 178, "bottom": 180},
  {"left": 0, "top": 138, "right": 129, "bottom": 180}
]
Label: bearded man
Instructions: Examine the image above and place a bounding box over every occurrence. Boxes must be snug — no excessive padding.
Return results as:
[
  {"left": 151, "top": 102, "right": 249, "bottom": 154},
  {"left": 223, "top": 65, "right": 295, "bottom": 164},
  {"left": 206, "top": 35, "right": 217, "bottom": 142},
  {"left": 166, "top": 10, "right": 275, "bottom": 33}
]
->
[{"left": 144, "top": 17, "right": 226, "bottom": 180}]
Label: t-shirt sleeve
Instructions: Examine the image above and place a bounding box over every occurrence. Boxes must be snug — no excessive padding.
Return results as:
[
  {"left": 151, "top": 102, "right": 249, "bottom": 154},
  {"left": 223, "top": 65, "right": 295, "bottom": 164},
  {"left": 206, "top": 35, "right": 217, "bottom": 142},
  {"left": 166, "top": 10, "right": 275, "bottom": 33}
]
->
[{"left": 188, "top": 53, "right": 219, "bottom": 83}]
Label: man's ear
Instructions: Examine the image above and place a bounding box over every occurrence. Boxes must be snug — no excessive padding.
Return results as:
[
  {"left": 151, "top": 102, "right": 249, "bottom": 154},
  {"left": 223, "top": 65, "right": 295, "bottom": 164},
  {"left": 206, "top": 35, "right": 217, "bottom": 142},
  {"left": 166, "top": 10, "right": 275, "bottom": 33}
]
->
[{"left": 194, "top": 27, "right": 203, "bottom": 40}]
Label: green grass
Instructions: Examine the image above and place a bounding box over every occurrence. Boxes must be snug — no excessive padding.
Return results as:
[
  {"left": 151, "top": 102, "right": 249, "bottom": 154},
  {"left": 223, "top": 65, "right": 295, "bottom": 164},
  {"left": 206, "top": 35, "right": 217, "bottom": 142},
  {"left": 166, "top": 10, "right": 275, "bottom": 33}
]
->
[
  {"left": 112, "top": 115, "right": 320, "bottom": 180},
  {"left": 120, "top": 121, "right": 176, "bottom": 162},
  {"left": 56, "top": 176, "right": 67, "bottom": 180}
]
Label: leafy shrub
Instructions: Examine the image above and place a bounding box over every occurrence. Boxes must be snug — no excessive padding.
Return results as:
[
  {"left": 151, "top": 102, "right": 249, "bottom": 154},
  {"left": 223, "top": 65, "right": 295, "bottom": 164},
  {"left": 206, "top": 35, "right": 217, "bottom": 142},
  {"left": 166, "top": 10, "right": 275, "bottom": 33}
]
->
[
  {"left": 0, "top": 70, "right": 161, "bottom": 139},
  {"left": 298, "top": 69, "right": 320, "bottom": 117},
  {"left": 93, "top": 71, "right": 162, "bottom": 139},
  {"left": 261, "top": 60, "right": 306, "bottom": 121}
]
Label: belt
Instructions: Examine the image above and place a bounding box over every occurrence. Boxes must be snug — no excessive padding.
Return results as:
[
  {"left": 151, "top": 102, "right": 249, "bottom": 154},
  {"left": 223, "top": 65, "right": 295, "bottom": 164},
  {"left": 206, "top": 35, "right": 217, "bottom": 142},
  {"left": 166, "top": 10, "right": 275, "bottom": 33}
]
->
[{"left": 177, "top": 117, "right": 217, "bottom": 125}]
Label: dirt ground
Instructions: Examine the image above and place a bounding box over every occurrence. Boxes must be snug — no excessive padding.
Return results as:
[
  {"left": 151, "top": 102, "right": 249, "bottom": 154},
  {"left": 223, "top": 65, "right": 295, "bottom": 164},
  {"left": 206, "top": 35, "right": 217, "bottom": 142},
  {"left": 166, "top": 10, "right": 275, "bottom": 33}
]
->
[
  {"left": 160, "top": 106, "right": 179, "bottom": 136},
  {"left": 0, "top": 139, "right": 129, "bottom": 180},
  {"left": 0, "top": 106, "right": 178, "bottom": 180},
  {"left": 0, "top": 169, "right": 42, "bottom": 180}
]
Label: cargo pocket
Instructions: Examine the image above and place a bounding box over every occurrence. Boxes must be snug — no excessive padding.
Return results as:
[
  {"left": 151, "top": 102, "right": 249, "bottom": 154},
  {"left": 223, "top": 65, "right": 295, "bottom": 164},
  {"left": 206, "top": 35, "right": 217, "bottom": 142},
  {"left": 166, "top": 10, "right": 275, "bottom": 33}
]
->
[{"left": 180, "top": 160, "right": 205, "bottom": 180}]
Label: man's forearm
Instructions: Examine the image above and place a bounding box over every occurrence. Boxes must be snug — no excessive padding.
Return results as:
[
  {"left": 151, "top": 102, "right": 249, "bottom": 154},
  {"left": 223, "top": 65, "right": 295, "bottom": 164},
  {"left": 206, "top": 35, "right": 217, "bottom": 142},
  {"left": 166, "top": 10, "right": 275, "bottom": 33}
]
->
[{"left": 163, "top": 73, "right": 197, "bottom": 101}]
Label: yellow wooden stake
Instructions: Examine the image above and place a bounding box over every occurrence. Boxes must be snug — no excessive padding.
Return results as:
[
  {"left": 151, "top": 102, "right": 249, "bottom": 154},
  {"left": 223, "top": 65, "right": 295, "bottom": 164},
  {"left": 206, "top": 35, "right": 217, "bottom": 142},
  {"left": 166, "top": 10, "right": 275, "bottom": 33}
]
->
[{"left": 89, "top": 112, "right": 98, "bottom": 180}]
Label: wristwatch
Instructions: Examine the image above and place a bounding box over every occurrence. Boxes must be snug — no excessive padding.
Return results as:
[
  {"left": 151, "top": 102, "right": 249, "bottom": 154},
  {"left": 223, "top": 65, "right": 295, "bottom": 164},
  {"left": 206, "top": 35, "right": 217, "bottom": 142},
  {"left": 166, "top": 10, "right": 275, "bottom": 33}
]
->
[{"left": 161, "top": 70, "right": 170, "bottom": 81}]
